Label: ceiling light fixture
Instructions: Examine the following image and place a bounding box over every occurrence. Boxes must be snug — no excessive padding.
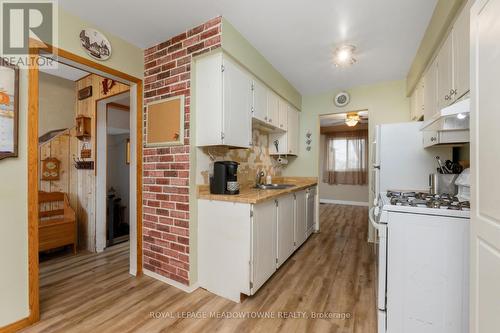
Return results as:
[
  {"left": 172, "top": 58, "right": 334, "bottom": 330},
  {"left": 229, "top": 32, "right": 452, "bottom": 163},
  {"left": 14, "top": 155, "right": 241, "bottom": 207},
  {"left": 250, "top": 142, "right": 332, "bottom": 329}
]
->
[
  {"left": 333, "top": 45, "right": 357, "bottom": 67},
  {"left": 345, "top": 112, "right": 360, "bottom": 127}
]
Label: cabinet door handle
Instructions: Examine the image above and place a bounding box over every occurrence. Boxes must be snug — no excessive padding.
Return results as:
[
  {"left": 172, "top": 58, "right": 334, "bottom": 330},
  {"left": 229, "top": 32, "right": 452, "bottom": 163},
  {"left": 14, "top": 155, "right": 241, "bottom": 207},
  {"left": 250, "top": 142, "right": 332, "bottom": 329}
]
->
[
  {"left": 445, "top": 95, "right": 450, "bottom": 101},
  {"left": 430, "top": 137, "right": 437, "bottom": 142},
  {"left": 450, "top": 89, "right": 457, "bottom": 96},
  {"left": 269, "top": 118, "right": 272, "bottom": 123},
  {"left": 264, "top": 116, "right": 268, "bottom": 121}
]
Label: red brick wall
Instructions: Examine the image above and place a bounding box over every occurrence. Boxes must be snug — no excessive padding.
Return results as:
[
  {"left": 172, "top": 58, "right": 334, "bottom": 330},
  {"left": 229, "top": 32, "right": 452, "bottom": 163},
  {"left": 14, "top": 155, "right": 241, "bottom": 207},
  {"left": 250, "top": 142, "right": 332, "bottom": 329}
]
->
[{"left": 142, "top": 17, "right": 222, "bottom": 285}]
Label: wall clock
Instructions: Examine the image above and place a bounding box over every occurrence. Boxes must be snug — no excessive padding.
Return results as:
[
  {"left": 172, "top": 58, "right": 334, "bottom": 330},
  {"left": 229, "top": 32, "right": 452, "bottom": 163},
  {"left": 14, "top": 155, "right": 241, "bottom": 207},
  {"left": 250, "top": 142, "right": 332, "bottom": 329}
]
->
[{"left": 79, "top": 28, "right": 112, "bottom": 61}]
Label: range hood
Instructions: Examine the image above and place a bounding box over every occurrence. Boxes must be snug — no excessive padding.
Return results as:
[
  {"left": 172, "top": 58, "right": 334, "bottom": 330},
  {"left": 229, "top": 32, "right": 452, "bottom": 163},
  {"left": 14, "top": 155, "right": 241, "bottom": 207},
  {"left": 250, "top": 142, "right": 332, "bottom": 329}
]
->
[{"left": 421, "top": 98, "right": 470, "bottom": 147}]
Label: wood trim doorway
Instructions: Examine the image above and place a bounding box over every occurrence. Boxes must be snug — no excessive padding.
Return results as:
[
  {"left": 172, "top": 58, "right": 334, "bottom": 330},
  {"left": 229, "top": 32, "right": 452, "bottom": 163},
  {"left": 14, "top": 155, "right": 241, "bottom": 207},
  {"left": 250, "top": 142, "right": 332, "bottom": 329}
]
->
[{"left": 27, "top": 41, "right": 143, "bottom": 326}]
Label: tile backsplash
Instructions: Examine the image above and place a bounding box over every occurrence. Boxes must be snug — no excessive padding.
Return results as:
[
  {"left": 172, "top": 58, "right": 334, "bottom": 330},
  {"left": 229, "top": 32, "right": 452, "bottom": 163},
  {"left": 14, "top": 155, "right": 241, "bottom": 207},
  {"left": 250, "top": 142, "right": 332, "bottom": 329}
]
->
[{"left": 198, "top": 128, "right": 283, "bottom": 185}]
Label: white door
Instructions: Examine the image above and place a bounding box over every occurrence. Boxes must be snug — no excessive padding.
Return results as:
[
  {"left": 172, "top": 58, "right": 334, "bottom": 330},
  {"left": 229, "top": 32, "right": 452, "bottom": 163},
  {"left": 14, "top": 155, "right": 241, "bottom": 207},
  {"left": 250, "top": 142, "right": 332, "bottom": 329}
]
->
[
  {"left": 277, "top": 194, "right": 295, "bottom": 268},
  {"left": 223, "top": 57, "right": 252, "bottom": 148},
  {"left": 252, "top": 80, "right": 268, "bottom": 123},
  {"left": 294, "top": 190, "right": 307, "bottom": 247},
  {"left": 470, "top": 1, "right": 500, "bottom": 331},
  {"left": 251, "top": 199, "right": 277, "bottom": 293},
  {"left": 437, "top": 33, "right": 454, "bottom": 110}
]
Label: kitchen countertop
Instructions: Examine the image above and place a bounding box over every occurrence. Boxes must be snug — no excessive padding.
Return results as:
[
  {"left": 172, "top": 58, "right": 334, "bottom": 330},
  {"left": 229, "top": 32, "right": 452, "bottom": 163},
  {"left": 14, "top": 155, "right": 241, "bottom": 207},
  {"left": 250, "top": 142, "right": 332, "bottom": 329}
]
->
[{"left": 197, "top": 177, "right": 318, "bottom": 204}]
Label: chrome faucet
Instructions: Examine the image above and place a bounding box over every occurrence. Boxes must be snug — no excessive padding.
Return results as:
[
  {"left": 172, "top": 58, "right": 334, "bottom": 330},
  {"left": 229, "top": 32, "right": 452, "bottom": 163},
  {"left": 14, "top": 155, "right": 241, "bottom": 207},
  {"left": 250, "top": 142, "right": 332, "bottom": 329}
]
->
[{"left": 255, "top": 170, "right": 265, "bottom": 187}]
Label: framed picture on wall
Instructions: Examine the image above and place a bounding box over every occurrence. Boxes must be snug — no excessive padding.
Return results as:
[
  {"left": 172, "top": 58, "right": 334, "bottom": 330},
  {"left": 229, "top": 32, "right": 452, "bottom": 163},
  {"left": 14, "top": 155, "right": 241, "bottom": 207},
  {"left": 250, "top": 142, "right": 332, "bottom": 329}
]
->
[
  {"left": 0, "top": 59, "right": 19, "bottom": 160},
  {"left": 145, "top": 95, "right": 185, "bottom": 147}
]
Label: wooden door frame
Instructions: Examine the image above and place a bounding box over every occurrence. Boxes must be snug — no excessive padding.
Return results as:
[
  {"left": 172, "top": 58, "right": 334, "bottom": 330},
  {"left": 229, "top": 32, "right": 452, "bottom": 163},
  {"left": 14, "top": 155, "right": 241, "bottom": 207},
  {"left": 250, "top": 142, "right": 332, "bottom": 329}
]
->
[{"left": 27, "top": 40, "right": 143, "bottom": 325}]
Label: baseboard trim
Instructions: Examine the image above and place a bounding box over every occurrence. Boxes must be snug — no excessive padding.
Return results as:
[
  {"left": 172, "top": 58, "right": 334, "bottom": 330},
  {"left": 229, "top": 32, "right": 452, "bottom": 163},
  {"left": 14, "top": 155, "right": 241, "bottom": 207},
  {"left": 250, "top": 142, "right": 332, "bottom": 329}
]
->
[
  {"left": 143, "top": 269, "right": 199, "bottom": 293},
  {"left": 0, "top": 317, "right": 31, "bottom": 333},
  {"left": 320, "top": 199, "right": 369, "bottom": 207}
]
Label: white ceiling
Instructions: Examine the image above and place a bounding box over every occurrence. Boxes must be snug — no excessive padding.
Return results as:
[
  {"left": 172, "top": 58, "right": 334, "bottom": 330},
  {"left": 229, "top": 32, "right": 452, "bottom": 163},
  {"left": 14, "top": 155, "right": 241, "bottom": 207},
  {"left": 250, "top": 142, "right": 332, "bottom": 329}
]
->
[
  {"left": 39, "top": 58, "right": 89, "bottom": 81},
  {"left": 59, "top": 0, "right": 437, "bottom": 95}
]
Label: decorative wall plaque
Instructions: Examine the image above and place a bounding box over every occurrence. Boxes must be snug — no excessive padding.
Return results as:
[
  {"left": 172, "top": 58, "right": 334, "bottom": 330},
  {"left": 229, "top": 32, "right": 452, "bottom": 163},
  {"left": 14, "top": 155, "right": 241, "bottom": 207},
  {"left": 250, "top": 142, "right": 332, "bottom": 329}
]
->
[
  {"left": 41, "top": 158, "right": 60, "bottom": 181},
  {"left": 79, "top": 28, "right": 112, "bottom": 61}
]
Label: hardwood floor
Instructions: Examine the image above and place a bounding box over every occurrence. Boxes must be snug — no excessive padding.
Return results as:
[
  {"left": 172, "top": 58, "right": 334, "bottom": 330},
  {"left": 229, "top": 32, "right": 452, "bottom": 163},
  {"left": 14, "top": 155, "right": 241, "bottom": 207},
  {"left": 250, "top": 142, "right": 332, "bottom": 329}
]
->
[{"left": 21, "top": 204, "right": 376, "bottom": 333}]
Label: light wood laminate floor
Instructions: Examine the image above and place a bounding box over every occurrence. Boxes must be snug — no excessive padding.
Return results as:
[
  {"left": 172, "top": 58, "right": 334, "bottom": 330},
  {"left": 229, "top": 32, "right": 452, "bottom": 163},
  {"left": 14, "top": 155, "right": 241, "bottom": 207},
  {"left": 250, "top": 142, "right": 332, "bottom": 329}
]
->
[{"left": 22, "top": 204, "right": 376, "bottom": 333}]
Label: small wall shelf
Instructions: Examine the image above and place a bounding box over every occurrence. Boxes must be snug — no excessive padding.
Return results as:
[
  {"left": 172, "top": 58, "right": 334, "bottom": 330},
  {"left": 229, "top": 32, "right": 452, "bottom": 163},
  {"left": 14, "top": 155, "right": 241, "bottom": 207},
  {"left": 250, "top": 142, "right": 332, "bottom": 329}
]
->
[{"left": 76, "top": 115, "right": 91, "bottom": 141}]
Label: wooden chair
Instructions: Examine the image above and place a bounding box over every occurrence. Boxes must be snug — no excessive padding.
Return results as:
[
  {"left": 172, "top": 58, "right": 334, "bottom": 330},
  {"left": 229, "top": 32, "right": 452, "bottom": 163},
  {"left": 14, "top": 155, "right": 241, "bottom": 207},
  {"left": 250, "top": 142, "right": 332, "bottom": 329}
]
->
[{"left": 38, "top": 191, "right": 77, "bottom": 254}]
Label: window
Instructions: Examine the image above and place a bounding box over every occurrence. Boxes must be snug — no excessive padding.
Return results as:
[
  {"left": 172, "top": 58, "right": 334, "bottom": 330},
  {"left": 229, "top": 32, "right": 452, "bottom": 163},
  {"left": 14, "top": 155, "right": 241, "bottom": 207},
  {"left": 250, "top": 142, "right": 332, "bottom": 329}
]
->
[{"left": 324, "top": 130, "right": 368, "bottom": 185}]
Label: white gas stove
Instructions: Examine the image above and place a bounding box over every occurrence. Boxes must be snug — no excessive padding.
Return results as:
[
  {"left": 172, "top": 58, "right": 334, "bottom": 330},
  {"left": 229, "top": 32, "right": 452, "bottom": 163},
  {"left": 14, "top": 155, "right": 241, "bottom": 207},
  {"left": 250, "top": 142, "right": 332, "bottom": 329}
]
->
[
  {"left": 379, "top": 191, "right": 470, "bottom": 219},
  {"left": 370, "top": 191, "right": 469, "bottom": 333}
]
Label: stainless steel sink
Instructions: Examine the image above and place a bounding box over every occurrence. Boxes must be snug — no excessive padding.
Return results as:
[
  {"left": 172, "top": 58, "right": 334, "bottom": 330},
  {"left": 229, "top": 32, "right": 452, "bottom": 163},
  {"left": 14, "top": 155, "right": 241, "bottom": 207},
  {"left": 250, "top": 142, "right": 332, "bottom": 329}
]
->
[{"left": 255, "top": 184, "right": 296, "bottom": 190}]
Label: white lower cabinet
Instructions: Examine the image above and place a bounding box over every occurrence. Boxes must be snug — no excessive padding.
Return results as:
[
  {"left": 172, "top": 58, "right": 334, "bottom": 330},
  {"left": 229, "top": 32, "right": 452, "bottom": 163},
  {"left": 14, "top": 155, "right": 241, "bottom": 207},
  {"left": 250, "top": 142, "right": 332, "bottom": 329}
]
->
[
  {"left": 198, "top": 186, "right": 317, "bottom": 302},
  {"left": 251, "top": 199, "right": 277, "bottom": 293},
  {"left": 294, "top": 190, "right": 307, "bottom": 247},
  {"left": 276, "top": 194, "right": 295, "bottom": 268}
]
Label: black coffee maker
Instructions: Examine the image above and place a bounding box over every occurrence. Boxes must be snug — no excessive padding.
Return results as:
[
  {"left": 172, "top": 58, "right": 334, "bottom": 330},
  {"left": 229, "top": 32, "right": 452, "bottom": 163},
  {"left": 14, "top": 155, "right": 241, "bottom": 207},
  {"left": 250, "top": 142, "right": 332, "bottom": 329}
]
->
[{"left": 210, "top": 161, "right": 240, "bottom": 195}]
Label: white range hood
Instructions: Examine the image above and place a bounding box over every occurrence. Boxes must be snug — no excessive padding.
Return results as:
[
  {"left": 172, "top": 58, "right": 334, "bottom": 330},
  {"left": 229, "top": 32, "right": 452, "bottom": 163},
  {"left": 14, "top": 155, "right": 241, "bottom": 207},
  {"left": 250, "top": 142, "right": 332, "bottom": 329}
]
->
[{"left": 421, "top": 98, "right": 470, "bottom": 147}]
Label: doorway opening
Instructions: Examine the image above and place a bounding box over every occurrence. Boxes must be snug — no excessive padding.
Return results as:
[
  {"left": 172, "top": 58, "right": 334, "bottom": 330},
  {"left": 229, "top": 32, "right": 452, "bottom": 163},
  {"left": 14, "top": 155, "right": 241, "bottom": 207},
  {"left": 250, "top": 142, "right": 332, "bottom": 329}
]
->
[
  {"left": 318, "top": 110, "right": 370, "bottom": 207},
  {"left": 28, "top": 42, "right": 143, "bottom": 324},
  {"left": 97, "top": 93, "right": 131, "bottom": 249}
]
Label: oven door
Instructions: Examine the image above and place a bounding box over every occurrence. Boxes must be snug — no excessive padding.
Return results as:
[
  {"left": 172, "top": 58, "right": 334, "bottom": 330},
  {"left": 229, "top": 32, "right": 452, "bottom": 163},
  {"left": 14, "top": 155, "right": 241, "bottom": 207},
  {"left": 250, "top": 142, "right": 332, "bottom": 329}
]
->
[{"left": 370, "top": 207, "right": 387, "bottom": 312}]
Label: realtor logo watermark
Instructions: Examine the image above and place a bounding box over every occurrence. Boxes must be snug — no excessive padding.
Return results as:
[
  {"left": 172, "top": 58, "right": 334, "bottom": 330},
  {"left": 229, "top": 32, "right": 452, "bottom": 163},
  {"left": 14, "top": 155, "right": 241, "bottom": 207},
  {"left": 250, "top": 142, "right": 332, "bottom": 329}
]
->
[{"left": 0, "top": 0, "right": 58, "bottom": 68}]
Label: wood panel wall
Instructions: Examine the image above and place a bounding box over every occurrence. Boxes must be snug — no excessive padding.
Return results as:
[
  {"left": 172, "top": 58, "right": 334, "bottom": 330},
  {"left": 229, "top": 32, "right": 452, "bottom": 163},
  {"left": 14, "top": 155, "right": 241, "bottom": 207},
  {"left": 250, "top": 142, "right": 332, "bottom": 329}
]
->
[{"left": 39, "top": 74, "right": 129, "bottom": 252}]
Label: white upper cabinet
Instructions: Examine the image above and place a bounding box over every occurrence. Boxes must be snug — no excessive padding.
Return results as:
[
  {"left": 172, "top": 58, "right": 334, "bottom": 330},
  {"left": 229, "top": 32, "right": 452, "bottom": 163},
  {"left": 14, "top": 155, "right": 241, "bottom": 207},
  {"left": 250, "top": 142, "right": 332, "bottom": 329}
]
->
[
  {"left": 421, "top": 2, "right": 471, "bottom": 120},
  {"left": 196, "top": 52, "right": 300, "bottom": 154},
  {"left": 453, "top": 0, "right": 471, "bottom": 99},
  {"left": 287, "top": 106, "right": 299, "bottom": 155},
  {"left": 269, "top": 106, "right": 299, "bottom": 155},
  {"left": 437, "top": 33, "right": 454, "bottom": 110},
  {"left": 195, "top": 53, "right": 252, "bottom": 148},
  {"left": 266, "top": 91, "right": 280, "bottom": 128},
  {"left": 252, "top": 80, "right": 284, "bottom": 131},
  {"left": 423, "top": 57, "right": 438, "bottom": 121},
  {"left": 278, "top": 98, "right": 288, "bottom": 131},
  {"left": 195, "top": 53, "right": 223, "bottom": 146},
  {"left": 223, "top": 57, "right": 253, "bottom": 148},
  {"left": 252, "top": 79, "right": 268, "bottom": 123},
  {"left": 410, "top": 79, "right": 424, "bottom": 121}
]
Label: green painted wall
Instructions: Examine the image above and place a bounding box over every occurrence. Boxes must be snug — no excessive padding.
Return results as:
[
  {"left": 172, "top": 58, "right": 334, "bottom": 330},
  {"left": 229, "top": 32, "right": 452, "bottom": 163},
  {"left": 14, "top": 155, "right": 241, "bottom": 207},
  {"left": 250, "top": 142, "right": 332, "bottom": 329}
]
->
[
  {"left": 0, "top": 7, "right": 143, "bottom": 327},
  {"left": 282, "top": 80, "right": 410, "bottom": 207},
  {"left": 221, "top": 18, "right": 302, "bottom": 109},
  {"left": 406, "top": 0, "right": 465, "bottom": 95}
]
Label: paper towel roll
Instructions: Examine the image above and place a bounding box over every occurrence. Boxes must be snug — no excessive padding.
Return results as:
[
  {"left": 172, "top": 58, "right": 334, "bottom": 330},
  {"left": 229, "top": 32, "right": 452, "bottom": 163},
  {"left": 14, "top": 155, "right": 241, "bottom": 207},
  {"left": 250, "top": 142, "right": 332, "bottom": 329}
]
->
[{"left": 277, "top": 157, "right": 288, "bottom": 165}]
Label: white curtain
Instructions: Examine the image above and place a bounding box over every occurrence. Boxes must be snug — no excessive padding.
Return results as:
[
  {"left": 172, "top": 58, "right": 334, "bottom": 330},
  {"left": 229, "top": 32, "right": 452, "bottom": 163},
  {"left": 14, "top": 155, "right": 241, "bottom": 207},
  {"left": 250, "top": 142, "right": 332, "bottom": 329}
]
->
[{"left": 324, "top": 130, "right": 368, "bottom": 185}]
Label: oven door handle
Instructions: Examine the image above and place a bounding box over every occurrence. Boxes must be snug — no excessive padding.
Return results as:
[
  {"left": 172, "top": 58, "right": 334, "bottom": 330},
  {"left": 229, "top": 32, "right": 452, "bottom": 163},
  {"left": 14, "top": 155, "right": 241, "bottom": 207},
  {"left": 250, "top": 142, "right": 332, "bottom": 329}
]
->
[{"left": 369, "top": 207, "right": 382, "bottom": 230}]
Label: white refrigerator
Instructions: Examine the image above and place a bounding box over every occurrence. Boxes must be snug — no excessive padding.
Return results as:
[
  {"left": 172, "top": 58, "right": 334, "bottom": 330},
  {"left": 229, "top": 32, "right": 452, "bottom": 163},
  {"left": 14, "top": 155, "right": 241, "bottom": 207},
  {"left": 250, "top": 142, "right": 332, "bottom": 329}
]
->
[{"left": 371, "top": 122, "right": 452, "bottom": 205}]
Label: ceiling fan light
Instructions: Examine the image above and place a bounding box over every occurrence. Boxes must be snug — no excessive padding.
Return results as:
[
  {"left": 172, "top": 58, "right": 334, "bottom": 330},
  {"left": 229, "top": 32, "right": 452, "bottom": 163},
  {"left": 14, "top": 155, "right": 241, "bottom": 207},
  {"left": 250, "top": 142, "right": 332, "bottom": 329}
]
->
[
  {"left": 345, "top": 118, "right": 359, "bottom": 127},
  {"left": 345, "top": 112, "right": 360, "bottom": 127}
]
